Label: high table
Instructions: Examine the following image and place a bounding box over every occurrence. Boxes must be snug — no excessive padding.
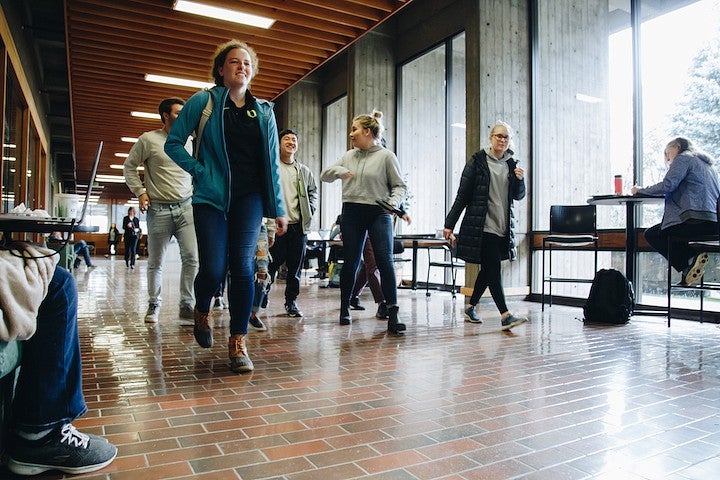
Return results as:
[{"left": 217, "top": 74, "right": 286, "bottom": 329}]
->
[
  {"left": 587, "top": 194, "right": 663, "bottom": 285},
  {"left": 395, "top": 234, "right": 450, "bottom": 289}
]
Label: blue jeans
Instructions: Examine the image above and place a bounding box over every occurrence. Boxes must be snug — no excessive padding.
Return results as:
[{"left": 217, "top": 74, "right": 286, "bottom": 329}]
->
[
  {"left": 147, "top": 199, "right": 199, "bottom": 309},
  {"left": 252, "top": 222, "right": 271, "bottom": 313},
  {"left": 73, "top": 240, "right": 92, "bottom": 267},
  {"left": 193, "top": 194, "right": 263, "bottom": 335},
  {"left": 339, "top": 203, "right": 397, "bottom": 307},
  {"left": 12, "top": 267, "right": 86, "bottom": 433}
]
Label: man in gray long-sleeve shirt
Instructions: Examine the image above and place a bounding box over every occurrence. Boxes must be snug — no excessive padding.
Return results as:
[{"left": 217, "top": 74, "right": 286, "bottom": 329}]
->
[{"left": 123, "top": 97, "right": 198, "bottom": 324}]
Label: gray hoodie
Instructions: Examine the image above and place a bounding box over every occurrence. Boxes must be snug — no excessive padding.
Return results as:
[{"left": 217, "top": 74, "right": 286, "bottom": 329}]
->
[{"left": 321, "top": 145, "right": 406, "bottom": 208}]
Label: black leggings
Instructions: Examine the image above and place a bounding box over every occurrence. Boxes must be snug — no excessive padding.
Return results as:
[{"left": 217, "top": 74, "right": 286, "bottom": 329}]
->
[{"left": 469, "top": 232, "right": 508, "bottom": 314}]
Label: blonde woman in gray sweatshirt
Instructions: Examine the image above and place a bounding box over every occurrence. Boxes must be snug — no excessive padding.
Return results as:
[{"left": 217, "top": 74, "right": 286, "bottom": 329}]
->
[{"left": 321, "top": 110, "right": 407, "bottom": 334}]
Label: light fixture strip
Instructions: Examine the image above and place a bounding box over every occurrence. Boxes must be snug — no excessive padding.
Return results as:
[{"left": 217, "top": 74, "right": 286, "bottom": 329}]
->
[
  {"left": 173, "top": 0, "right": 275, "bottom": 29},
  {"left": 145, "top": 74, "right": 214, "bottom": 90}
]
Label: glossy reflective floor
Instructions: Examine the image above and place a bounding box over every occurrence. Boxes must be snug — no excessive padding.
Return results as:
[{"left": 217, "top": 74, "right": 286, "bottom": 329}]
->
[{"left": 6, "top": 249, "right": 720, "bottom": 480}]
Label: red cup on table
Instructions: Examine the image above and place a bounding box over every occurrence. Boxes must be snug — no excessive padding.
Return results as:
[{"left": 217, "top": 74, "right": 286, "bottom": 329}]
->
[{"left": 614, "top": 175, "right": 623, "bottom": 195}]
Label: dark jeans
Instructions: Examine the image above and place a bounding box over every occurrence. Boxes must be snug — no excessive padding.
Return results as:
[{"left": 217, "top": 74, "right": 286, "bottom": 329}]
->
[
  {"left": 269, "top": 223, "right": 307, "bottom": 303},
  {"left": 73, "top": 240, "right": 92, "bottom": 267},
  {"left": 124, "top": 235, "right": 138, "bottom": 266},
  {"left": 644, "top": 221, "right": 718, "bottom": 272},
  {"left": 193, "top": 194, "right": 262, "bottom": 335},
  {"left": 12, "top": 267, "right": 86, "bottom": 433},
  {"left": 469, "top": 232, "right": 509, "bottom": 314},
  {"left": 340, "top": 203, "right": 397, "bottom": 307}
]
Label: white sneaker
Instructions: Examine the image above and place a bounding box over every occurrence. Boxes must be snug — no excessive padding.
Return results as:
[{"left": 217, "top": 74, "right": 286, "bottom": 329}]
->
[
  {"left": 145, "top": 304, "right": 159, "bottom": 323},
  {"left": 213, "top": 297, "right": 225, "bottom": 310}
]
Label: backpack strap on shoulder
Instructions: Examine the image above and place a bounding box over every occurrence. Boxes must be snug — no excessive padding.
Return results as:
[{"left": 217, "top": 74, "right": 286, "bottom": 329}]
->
[{"left": 193, "top": 91, "right": 213, "bottom": 159}]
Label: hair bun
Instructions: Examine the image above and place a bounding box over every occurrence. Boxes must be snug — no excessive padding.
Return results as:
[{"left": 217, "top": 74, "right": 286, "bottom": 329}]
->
[{"left": 372, "top": 110, "right": 383, "bottom": 120}]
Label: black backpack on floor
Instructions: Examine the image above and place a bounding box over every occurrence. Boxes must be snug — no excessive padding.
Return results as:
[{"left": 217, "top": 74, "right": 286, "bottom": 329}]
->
[{"left": 583, "top": 268, "right": 634, "bottom": 324}]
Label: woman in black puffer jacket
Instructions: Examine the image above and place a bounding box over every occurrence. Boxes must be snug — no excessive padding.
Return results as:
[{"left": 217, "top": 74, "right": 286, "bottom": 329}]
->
[{"left": 443, "top": 121, "right": 526, "bottom": 330}]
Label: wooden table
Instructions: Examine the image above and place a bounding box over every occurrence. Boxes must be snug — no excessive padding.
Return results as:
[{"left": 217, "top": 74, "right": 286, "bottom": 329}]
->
[{"left": 396, "top": 235, "right": 450, "bottom": 289}]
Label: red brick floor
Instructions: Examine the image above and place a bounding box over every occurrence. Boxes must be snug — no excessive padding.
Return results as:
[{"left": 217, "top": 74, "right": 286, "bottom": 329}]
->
[{"left": 5, "top": 254, "right": 720, "bottom": 479}]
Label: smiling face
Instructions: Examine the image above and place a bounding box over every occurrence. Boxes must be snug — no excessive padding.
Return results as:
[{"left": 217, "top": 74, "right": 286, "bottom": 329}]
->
[
  {"left": 349, "top": 120, "right": 373, "bottom": 150},
  {"left": 217, "top": 47, "right": 253, "bottom": 91},
  {"left": 280, "top": 132, "right": 298, "bottom": 159}
]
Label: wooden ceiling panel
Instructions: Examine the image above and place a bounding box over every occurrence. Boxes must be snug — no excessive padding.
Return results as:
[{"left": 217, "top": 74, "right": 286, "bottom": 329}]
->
[{"left": 65, "top": 0, "right": 411, "bottom": 200}]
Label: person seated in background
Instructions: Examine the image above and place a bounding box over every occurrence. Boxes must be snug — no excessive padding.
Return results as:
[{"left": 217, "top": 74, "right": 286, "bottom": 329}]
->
[
  {"left": 47, "top": 232, "right": 94, "bottom": 269},
  {"left": 0, "top": 244, "right": 117, "bottom": 476},
  {"left": 632, "top": 136, "right": 720, "bottom": 285}
]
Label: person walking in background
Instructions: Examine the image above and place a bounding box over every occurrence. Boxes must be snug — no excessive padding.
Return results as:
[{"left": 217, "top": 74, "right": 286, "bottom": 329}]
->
[
  {"left": 122, "top": 206, "right": 140, "bottom": 269},
  {"left": 248, "top": 218, "right": 276, "bottom": 331},
  {"left": 632, "top": 137, "right": 719, "bottom": 285},
  {"left": 124, "top": 97, "right": 199, "bottom": 325},
  {"left": 267, "top": 128, "right": 318, "bottom": 318},
  {"left": 320, "top": 110, "right": 407, "bottom": 334},
  {"left": 165, "top": 39, "right": 287, "bottom": 373},
  {"left": 106, "top": 223, "right": 120, "bottom": 256},
  {"left": 444, "top": 121, "right": 527, "bottom": 330}
]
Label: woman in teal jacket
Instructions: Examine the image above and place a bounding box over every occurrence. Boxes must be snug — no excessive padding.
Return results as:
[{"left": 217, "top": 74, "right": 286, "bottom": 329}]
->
[{"left": 165, "top": 40, "right": 287, "bottom": 373}]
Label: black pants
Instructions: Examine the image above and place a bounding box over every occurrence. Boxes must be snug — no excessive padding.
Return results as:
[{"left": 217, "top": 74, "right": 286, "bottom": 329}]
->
[
  {"left": 269, "top": 223, "right": 307, "bottom": 303},
  {"left": 644, "top": 221, "right": 717, "bottom": 272},
  {"left": 469, "top": 232, "right": 508, "bottom": 314}
]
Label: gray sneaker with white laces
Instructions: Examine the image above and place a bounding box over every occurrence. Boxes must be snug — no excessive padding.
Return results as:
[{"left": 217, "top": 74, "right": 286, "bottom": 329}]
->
[
  {"left": 7, "top": 423, "right": 118, "bottom": 476},
  {"left": 144, "top": 303, "right": 159, "bottom": 323},
  {"left": 501, "top": 313, "right": 528, "bottom": 331}
]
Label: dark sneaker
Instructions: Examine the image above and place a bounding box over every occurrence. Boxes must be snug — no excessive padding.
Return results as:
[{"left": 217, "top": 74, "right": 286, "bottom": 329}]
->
[
  {"left": 465, "top": 305, "right": 482, "bottom": 323},
  {"left": 144, "top": 303, "right": 159, "bottom": 323},
  {"left": 249, "top": 315, "right": 268, "bottom": 331},
  {"left": 178, "top": 304, "right": 194, "bottom": 326},
  {"left": 285, "top": 301, "right": 303, "bottom": 317},
  {"left": 501, "top": 313, "right": 528, "bottom": 331},
  {"left": 349, "top": 296, "right": 365, "bottom": 310},
  {"left": 213, "top": 297, "right": 226, "bottom": 310},
  {"left": 375, "top": 302, "right": 389, "bottom": 319},
  {"left": 682, "top": 252, "right": 709, "bottom": 286},
  {"left": 7, "top": 424, "right": 117, "bottom": 476}
]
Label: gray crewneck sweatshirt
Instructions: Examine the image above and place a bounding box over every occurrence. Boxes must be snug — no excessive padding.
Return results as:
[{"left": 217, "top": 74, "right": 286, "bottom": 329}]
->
[{"left": 320, "top": 145, "right": 406, "bottom": 208}]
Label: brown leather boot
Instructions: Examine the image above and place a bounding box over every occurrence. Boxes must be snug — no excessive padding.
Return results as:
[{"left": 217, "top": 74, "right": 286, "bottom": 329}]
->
[
  {"left": 193, "top": 308, "right": 213, "bottom": 348},
  {"left": 228, "top": 334, "right": 254, "bottom": 373}
]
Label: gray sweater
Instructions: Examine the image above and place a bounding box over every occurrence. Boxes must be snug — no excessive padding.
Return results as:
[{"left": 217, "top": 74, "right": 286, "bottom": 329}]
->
[{"left": 320, "top": 145, "right": 406, "bottom": 208}]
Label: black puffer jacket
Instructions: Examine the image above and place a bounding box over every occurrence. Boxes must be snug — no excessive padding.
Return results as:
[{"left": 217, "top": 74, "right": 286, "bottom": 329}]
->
[{"left": 444, "top": 149, "right": 526, "bottom": 264}]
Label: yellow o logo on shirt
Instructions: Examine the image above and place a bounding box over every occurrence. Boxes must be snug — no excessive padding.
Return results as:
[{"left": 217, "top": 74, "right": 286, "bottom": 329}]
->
[{"left": 247, "top": 109, "right": 257, "bottom": 118}]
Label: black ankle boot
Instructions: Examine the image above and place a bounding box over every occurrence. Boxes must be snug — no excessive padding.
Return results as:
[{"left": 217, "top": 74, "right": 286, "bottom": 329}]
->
[
  {"left": 349, "top": 296, "right": 365, "bottom": 310},
  {"left": 387, "top": 305, "right": 406, "bottom": 335},
  {"left": 340, "top": 301, "right": 352, "bottom": 325}
]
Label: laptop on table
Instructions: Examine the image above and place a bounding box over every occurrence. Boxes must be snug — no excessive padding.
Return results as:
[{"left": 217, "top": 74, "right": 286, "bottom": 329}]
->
[{"left": 0, "top": 141, "right": 103, "bottom": 235}]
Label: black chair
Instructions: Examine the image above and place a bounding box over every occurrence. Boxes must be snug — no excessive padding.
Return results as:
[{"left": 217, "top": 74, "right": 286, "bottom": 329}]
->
[
  {"left": 425, "top": 244, "right": 465, "bottom": 299},
  {"left": 541, "top": 205, "right": 598, "bottom": 310},
  {"left": 666, "top": 199, "right": 720, "bottom": 326}
]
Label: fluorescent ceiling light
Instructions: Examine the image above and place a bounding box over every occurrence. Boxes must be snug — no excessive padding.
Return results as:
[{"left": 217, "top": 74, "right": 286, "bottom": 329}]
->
[
  {"left": 114, "top": 153, "right": 129, "bottom": 158},
  {"left": 96, "top": 174, "right": 127, "bottom": 183},
  {"left": 122, "top": 137, "right": 139, "bottom": 143},
  {"left": 145, "top": 73, "right": 214, "bottom": 90},
  {"left": 110, "top": 164, "right": 143, "bottom": 171},
  {"left": 3, "top": 143, "right": 16, "bottom": 149},
  {"left": 131, "top": 111, "right": 161, "bottom": 120},
  {"left": 173, "top": 0, "right": 275, "bottom": 29},
  {"left": 3, "top": 156, "right": 16, "bottom": 161}
]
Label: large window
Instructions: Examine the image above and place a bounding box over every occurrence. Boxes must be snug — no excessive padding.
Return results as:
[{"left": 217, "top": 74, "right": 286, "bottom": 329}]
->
[
  {"left": 397, "top": 33, "right": 466, "bottom": 285},
  {"left": 532, "top": 0, "right": 720, "bottom": 308},
  {"left": 320, "top": 95, "right": 347, "bottom": 230}
]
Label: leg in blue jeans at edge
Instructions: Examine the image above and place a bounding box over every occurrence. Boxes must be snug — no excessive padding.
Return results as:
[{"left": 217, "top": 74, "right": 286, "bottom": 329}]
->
[{"left": 6, "top": 266, "right": 117, "bottom": 476}]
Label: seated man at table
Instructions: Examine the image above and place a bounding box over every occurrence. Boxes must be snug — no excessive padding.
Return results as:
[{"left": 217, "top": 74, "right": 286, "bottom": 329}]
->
[
  {"left": 632, "top": 136, "right": 719, "bottom": 285},
  {"left": 0, "top": 244, "right": 117, "bottom": 475},
  {"left": 47, "top": 231, "right": 95, "bottom": 269}
]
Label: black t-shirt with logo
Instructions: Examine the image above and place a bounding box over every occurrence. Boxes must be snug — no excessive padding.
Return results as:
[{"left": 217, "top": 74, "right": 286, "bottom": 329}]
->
[{"left": 223, "top": 92, "right": 265, "bottom": 200}]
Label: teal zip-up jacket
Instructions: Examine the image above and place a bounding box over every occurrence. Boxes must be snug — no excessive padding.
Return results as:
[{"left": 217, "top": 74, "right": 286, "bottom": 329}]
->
[{"left": 164, "top": 86, "right": 286, "bottom": 218}]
